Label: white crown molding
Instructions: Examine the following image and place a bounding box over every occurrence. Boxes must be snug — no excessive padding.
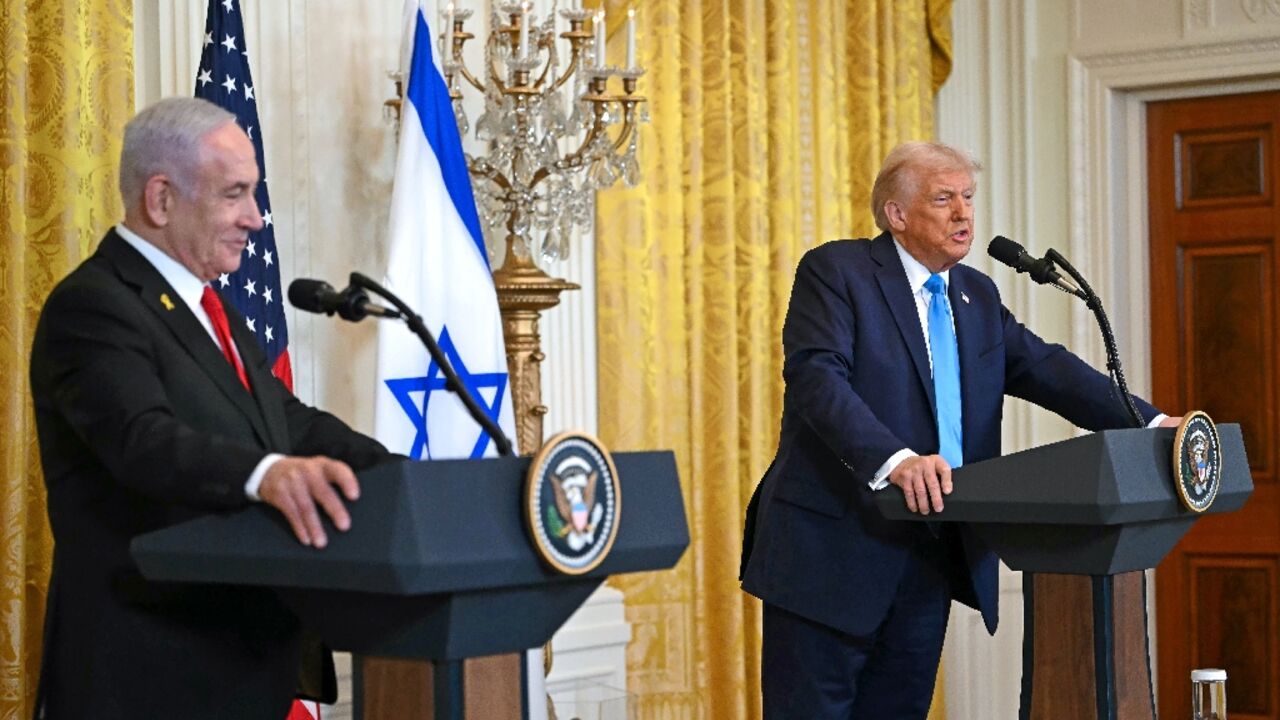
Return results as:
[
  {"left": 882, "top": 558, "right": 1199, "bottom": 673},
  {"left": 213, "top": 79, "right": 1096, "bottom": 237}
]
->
[{"left": 1076, "top": 35, "right": 1280, "bottom": 68}]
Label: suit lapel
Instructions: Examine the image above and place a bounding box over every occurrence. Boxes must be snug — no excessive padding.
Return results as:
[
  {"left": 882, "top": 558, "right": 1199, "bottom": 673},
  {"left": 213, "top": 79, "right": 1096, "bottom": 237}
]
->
[
  {"left": 949, "top": 269, "right": 982, "bottom": 460},
  {"left": 98, "top": 233, "right": 272, "bottom": 446},
  {"left": 870, "top": 233, "right": 937, "bottom": 418}
]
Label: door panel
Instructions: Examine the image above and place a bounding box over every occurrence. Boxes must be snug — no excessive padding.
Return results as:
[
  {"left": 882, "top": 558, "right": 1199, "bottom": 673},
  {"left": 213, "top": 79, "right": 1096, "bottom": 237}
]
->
[{"left": 1149, "top": 90, "right": 1280, "bottom": 720}]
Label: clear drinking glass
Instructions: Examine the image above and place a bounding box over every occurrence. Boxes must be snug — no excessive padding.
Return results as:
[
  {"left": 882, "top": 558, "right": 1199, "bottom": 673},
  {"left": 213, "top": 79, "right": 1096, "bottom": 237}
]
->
[
  {"left": 549, "top": 680, "right": 634, "bottom": 720},
  {"left": 1191, "top": 668, "right": 1227, "bottom": 720}
]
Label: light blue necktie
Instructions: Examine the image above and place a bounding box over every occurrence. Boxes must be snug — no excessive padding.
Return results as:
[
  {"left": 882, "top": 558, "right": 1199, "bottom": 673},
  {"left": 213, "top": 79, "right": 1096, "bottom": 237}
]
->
[{"left": 924, "top": 274, "right": 963, "bottom": 468}]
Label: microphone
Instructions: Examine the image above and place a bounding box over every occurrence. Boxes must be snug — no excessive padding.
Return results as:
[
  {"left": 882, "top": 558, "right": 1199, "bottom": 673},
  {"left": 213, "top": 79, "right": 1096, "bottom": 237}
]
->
[
  {"left": 987, "top": 238, "right": 1145, "bottom": 428},
  {"left": 987, "top": 236, "right": 1082, "bottom": 297},
  {"left": 287, "top": 278, "right": 400, "bottom": 321}
]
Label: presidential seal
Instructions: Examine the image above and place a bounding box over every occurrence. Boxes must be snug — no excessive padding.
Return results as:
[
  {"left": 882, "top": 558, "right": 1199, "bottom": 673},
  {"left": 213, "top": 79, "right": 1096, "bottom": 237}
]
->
[
  {"left": 525, "top": 431, "right": 621, "bottom": 575},
  {"left": 1173, "top": 410, "right": 1223, "bottom": 513}
]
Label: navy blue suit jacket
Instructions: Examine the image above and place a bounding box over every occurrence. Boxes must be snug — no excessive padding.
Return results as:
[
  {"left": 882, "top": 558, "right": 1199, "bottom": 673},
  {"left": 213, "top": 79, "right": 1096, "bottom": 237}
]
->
[{"left": 740, "top": 233, "right": 1158, "bottom": 637}]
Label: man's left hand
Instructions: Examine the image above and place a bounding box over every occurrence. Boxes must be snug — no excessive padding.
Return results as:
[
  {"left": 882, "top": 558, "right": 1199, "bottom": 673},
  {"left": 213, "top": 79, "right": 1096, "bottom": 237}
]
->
[{"left": 258, "top": 456, "right": 361, "bottom": 549}]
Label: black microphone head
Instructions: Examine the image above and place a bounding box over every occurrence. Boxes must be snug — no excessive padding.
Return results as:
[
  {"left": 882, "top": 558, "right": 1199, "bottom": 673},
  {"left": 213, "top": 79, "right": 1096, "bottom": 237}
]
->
[
  {"left": 987, "top": 236, "right": 1027, "bottom": 268},
  {"left": 288, "top": 278, "right": 338, "bottom": 314}
]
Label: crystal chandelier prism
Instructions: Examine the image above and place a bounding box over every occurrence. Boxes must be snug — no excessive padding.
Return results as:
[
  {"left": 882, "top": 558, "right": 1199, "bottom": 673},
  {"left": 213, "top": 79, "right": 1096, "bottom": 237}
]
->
[{"left": 441, "top": 1, "right": 646, "bottom": 271}]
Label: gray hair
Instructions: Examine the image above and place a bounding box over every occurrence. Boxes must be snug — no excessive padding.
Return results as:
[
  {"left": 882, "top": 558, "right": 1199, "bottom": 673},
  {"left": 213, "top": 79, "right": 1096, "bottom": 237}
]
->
[
  {"left": 119, "top": 97, "right": 236, "bottom": 206},
  {"left": 871, "top": 141, "right": 982, "bottom": 231}
]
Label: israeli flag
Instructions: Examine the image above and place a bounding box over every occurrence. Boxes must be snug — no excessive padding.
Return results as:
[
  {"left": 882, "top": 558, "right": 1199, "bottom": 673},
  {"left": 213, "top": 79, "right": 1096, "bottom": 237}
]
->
[{"left": 374, "top": 2, "right": 515, "bottom": 460}]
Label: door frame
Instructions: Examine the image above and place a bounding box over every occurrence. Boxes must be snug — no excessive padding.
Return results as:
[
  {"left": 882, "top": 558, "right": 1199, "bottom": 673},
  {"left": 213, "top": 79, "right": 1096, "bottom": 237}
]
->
[
  {"left": 1067, "top": 38, "right": 1280, "bottom": 397},
  {"left": 1066, "top": 36, "right": 1280, "bottom": 697}
]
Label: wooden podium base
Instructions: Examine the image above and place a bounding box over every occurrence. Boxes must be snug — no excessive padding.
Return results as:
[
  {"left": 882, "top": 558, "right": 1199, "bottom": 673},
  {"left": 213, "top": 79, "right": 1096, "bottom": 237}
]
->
[
  {"left": 1021, "top": 572, "right": 1155, "bottom": 720},
  {"left": 355, "top": 653, "right": 524, "bottom": 720}
]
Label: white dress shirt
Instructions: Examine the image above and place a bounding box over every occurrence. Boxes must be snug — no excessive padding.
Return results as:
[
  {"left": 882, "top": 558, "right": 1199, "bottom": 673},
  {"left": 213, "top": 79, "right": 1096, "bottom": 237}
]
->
[{"left": 865, "top": 239, "right": 952, "bottom": 489}]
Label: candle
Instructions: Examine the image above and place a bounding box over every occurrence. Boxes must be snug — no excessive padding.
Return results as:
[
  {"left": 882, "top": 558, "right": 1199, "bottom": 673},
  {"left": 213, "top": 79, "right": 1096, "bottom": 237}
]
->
[
  {"left": 444, "top": 3, "right": 454, "bottom": 58},
  {"left": 595, "top": 10, "right": 606, "bottom": 67},
  {"left": 625, "top": 9, "right": 636, "bottom": 69},
  {"left": 518, "top": 3, "right": 530, "bottom": 59}
]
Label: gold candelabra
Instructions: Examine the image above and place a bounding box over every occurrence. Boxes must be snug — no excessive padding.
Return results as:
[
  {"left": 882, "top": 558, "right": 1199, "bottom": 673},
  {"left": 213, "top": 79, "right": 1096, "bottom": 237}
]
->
[{"left": 440, "top": 2, "right": 646, "bottom": 453}]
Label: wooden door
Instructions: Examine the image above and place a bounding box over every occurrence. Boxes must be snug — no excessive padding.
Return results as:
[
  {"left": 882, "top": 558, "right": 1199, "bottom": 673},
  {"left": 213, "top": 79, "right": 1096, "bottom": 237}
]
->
[{"left": 1149, "top": 90, "right": 1280, "bottom": 720}]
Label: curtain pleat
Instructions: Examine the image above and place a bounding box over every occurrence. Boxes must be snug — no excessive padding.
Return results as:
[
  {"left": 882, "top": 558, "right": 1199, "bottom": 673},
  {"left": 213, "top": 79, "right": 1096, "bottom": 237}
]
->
[{"left": 0, "top": 2, "right": 133, "bottom": 716}]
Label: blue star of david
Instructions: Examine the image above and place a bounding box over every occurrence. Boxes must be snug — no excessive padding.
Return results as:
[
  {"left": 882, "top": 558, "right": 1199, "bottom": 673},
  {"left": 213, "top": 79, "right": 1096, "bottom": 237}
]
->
[{"left": 383, "top": 327, "right": 507, "bottom": 460}]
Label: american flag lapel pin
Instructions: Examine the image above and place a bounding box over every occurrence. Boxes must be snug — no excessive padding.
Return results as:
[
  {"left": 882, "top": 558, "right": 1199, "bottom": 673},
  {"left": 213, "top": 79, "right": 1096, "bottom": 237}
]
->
[{"left": 160, "top": 293, "right": 175, "bottom": 311}]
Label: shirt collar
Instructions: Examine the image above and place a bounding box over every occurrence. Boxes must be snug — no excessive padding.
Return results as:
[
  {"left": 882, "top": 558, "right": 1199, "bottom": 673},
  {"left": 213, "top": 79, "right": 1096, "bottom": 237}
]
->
[
  {"left": 115, "top": 223, "right": 208, "bottom": 310},
  {"left": 891, "top": 236, "right": 950, "bottom": 295}
]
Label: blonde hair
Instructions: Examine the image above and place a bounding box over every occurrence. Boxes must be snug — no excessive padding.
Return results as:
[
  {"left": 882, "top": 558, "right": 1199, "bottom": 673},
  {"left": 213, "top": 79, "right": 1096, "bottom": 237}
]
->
[{"left": 871, "top": 142, "right": 982, "bottom": 231}]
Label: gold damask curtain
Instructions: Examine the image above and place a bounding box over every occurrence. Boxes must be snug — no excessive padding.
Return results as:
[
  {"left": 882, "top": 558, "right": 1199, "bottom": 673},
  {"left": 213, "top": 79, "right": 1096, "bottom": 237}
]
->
[
  {"left": 595, "top": 1, "right": 951, "bottom": 718},
  {"left": 0, "top": 1, "right": 132, "bottom": 716}
]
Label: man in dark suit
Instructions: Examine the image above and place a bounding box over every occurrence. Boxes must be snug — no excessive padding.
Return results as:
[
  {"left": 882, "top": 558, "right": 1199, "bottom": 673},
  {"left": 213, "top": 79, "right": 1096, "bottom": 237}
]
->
[
  {"left": 30, "top": 97, "right": 391, "bottom": 719},
  {"left": 740, "top": 141, "right": 1180, "bottom": 718}
]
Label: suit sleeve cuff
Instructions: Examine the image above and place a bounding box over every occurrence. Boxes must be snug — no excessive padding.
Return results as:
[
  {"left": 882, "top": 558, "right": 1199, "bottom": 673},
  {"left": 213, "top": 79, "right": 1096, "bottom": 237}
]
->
[
  {"left": 245, "top": 453, "right": 284, "bottom": 501},
  {"left": 869, "top": 449, "right": 917, "bottom": 490}
]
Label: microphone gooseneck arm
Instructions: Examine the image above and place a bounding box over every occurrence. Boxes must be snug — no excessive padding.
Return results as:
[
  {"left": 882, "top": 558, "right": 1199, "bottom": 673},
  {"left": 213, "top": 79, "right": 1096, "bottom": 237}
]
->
[
  {"left": 1042, "top": 249, "right": 1145, "bottom": 429},
  {"left": 347, "top": 272, "right": 516, "bottom": 458},
  {"left": 1045, "top": 274, "right": 1084, "bottom": 299}
]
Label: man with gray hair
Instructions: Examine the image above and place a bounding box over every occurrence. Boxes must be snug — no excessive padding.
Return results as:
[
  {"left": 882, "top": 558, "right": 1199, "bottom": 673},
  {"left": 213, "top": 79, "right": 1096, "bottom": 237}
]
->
[
  {"left": 740, "top": 141, "right": 1178, "bottom": 717},
  {"left": 30, "top": 96, "right": 392, "bottom": 718}
]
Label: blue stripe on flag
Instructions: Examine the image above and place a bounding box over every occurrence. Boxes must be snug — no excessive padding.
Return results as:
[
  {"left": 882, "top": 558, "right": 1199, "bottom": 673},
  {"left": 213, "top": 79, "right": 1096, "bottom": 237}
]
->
[{"left": 406, "top": 10, "right": 488, "bottom": 267}]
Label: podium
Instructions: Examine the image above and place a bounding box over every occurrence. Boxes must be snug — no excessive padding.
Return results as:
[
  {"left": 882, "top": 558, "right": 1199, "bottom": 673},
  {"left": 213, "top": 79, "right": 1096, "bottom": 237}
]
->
[
  {"left": 877, "top": 425, "right": 1252, "bottom": 719},
  {"left": 131, "top": 451, "right": 688, "bottom": 719}
]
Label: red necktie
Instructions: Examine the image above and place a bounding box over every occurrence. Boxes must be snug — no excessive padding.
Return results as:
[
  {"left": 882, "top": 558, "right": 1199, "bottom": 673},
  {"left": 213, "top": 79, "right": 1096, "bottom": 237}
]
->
[{"left": 200, "top": 286, "right": 250, "bottom": 391}]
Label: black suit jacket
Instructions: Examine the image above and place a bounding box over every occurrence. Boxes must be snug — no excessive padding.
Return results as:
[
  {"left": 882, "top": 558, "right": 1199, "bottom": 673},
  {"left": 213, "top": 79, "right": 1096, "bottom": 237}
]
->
[
  {"left": 30, "top": 230, "right": 391, "bottom": 719},
  {"left": 741, "top": 234, "right": 1158, "bottom": 638}
]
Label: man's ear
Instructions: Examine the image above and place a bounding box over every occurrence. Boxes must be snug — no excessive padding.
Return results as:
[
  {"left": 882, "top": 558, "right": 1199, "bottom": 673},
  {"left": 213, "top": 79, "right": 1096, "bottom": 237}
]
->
[
  {"left": 885, "top": 200, "right": 908, "bottom": 232},
  {"left": 142, "top": 175, "right": 174, "bottom": 227}
]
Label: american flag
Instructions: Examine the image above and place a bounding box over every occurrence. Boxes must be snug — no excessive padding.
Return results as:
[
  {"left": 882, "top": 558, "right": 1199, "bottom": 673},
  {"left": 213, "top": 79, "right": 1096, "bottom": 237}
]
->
[{"left": 195, "top": 0, "right": 293, "bottom": 392}]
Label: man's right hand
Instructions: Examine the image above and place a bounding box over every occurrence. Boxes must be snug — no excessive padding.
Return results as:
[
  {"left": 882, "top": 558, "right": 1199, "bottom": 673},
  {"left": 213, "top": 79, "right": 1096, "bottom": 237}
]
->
[
  {"left": 258, "top": 456, "right": 361, "bottom": 548},
  {"left": 888, "top": 454, "right": 952, "bottom": 515}
]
